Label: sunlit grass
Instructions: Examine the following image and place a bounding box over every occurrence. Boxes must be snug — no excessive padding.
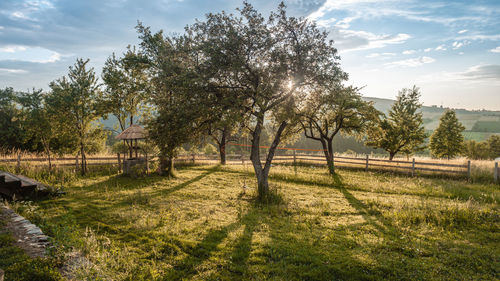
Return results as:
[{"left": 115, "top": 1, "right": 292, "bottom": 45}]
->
[{"left": 10, "top": 164, "right": 500, "bottom": 280}]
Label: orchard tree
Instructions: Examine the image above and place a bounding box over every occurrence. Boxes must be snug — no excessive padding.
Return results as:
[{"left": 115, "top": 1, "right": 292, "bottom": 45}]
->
[
  {"left": 136, "top": 25, "right": 213, "bottom": 177},
  {"left": 429, "top": 110, "right": 465, "bottom": 159},
  {"left": 17, "top": 89, "right": 56, "bottom": 169},
  {"left": 0, "top": 87, "right": 26, "bottom": 151},
  {"left": 46, "top": 58, "right": 106, "bottom": 175},
  {"left": 300, "top": 85, "right": 379, "bottom": 174},
  {"left": 102, "top": 46, "right": 151, "bottom": 157},
  {"left": 186, "top": 2, "right": 346, "bottom": 199},
  {"left": 487, "top": 135, "right": 500, "bottom": 159},
  {"left": 366, "top": 86, "right": 426, "bottom": 160}
]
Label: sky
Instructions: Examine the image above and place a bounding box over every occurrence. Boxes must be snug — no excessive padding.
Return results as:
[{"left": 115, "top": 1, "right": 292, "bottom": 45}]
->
[{"left": 0, "top": 0, "right": 499, "bottom": 110}]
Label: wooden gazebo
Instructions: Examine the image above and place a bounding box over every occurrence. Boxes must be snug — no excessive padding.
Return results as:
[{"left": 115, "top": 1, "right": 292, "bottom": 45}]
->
[{"left": 115, "top": 124, "right": 147, "bottom": 159}]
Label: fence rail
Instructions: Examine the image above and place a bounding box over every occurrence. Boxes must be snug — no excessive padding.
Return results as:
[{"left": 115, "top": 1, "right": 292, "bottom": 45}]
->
[{"left": 1, "top": 152, "right": 497, "bottom": 182}]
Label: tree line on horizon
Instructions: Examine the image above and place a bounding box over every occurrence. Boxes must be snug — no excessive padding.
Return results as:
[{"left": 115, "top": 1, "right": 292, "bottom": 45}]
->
[{"left": 1, "top": 2, "right": 499, "bottom": 199}]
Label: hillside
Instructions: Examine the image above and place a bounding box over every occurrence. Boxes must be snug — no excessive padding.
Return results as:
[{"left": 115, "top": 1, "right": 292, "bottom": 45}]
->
[{"left": 364, "top": 97, "right": 500, "bottom": 141}]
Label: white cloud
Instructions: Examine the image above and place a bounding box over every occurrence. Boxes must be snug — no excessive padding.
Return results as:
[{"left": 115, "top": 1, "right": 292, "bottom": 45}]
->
[
  {"left": 0, "top": 68, "right": 28, "bottom": 74},
  {"left": 435, "top": 44, "right": 447, "bottom": 51},
  {"left": 490, "top": 46, "right": 500, "bottom": 53},
  {"left": 457, "top": 29, "right": 468, "bottom": 34},
  {"left": 452, "top": 40, "right": 470, "bottom": 50},
  {"left": 0, "top": 45, "right": 61, "bottom": 63},
  {"left": 366, "top": 52, "right": 396, "bottom": 58},
  {"left": 459, "top": 65, "right": 500, "bottom": 80},
  {"left": 331, "top": 29, "right": 411, "bottom": 51},
  {"left": 402, "top": 50, "right": 416, "bottom": 55},
  {"left": 385, "top": 56, "right": 435, "bottom": 67},
  {"left": 424, "top": 48, "right": 432, "bottom": 52}
]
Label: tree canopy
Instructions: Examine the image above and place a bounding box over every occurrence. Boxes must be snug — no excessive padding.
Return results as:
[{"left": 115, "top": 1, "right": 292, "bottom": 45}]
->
[
  {"left": 366, "top": 86, "right": 426, "bottom": 160},
  {"left": 429, "top": 110, "right": 465, "bottom": 159}
]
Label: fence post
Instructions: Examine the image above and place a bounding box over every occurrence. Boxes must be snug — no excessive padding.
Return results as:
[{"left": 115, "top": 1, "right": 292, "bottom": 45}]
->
[
  {"left": 117, "top": 153, "right": 121, "bottom": 172},
  {"left": 494, "top": 162, "right": 498, "bottom": 184},
  {"left": 293, "top": 150, "right": 297, "bottom": 166},
  {"left": 467, "top": 160, "right": 471, "bottom": 181},
  {"left": 145, "top": 153, "right": 149, "bottom": 175},
  {"left": 75, "top": 155, "right": 77, "bottom": 169},
  {"left": 16, "top": 153, "right": 21, "bottom": 173},
  {"left": 241, "top": 154, "right": 244, "bottom": 165},
  {"left": 365, "top": 155, "right": 369, "bottom": 171},
  {"left": 191, "top": 153, "right": 195, "bottom": 164},
  {"left": 412, "top": 158, "right": 415, "bottom": 177}
]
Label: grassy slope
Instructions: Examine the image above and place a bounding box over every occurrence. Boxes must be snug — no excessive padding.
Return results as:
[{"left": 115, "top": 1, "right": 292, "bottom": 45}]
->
[{"left": 13, "top": 165, "right": 500, "bottom": 281}]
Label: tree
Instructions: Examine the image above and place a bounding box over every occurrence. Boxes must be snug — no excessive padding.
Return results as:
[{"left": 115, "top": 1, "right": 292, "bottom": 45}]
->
[
  {"left": 0, "top": 87, "right": 26, "bottom": 151},
  {"left": 300, "top": 85, "right": 379, "bottom": 174},
  {"left": 136, "top": 24, "right": 212, "bottom": 177},
  {"left": 46, "top": 58, "right": 106, "bottom": 175},
  {"left": 487, "top": 135, "right": 500, "bottom": 159},
  {"left": 366, "top": 86, "right": 426, "bottom": 160},
  {"left": 429, "top": 110, "right": 465, "bottom": 159},
  {"left": 17, "top": 89, "right": 56, "bottom": 169},
  {"left": 463, "top": 140, "right": 490, "bottom": 160},
  {"left": 102, "top": 46, "right": 151, "bottom": 158},
  {"left": 185, "top": 2, "right": 346, "bottom": 199}
]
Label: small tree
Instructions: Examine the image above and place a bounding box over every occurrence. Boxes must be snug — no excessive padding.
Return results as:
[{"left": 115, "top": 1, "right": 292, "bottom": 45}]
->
[
  {"left": 463, "top": 140, "right": 490, "bottom": 160},
  {"left": 46, "top": 58, "right": 106, "bottom": 175},
  {"left": 429, "top": 110, "right": 465, "bottom": 159},
  {"left": 17, "top": 89, "right": 56, "bottom": 169},
  {"left": 300, "top": 85, "right": 379, "bottom": 174},
  {"left": 0, "top": 87, "right": 26, "bottom": 151},
  {"left": 366, "top": 86, "right": 426, "bottom": 160},
  {"left": 487, "top": 135, "right": 500, "bottom": 159},
  {"left": 102, "top": 46, "right": 151, "bottom": 158}
]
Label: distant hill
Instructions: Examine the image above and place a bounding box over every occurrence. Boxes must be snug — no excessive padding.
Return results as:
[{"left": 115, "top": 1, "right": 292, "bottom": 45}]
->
[{"left": 364, "top": 97, "right": 500, "bottom": 141}]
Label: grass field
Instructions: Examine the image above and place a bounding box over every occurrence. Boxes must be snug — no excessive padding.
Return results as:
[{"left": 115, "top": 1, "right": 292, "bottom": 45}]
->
[{"left": 4, "top": 164, "right": 499, "bottom": 280}]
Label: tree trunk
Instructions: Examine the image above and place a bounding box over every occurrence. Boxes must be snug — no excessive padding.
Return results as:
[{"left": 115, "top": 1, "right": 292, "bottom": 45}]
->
[
  {"left": 389, "top": 152, "right": 395, "bottom": 161},
  {"left": 250, "top": 117, "right": 287, "bottom": 201},
  {"left": 159, "top": 155, "right": 175, "bottom": 177},
  {"left": 219, "top": 141, "right": 226, "bottom": 165},
  {"left": 80, "top": 145, "right": 86, "bottom": 175}
]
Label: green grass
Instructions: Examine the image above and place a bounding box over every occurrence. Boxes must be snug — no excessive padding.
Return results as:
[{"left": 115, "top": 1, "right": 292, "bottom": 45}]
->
[
  {"left": 10, "top": 165, "right": 500, "bottom": 280},
  {"left": 0, "top": 214, "right": 63, "bottom": 280}
]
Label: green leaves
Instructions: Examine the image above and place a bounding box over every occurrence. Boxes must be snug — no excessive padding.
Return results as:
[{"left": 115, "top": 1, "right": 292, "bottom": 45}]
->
[
  {"left": 366, "top": 86, "right": 427, "bottom": 160},
  {"left": 430, "top": 110, "right": 465, "bottom": 159}
]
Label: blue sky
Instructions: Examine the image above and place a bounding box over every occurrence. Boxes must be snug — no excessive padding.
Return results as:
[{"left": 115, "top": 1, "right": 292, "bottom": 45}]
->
[{"left": 0, "top": 0, "right": 499, "bottom": 110}]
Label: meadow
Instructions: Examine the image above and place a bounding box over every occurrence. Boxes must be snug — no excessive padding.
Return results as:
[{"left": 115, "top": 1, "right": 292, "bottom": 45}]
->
[{"left": 5, "top": 163, "right": 499, "bottom": 280}]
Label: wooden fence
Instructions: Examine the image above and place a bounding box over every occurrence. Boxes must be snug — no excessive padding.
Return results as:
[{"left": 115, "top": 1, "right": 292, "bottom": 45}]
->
[{"left": 2, "top": 153, "right": 499, "bottom": 182}]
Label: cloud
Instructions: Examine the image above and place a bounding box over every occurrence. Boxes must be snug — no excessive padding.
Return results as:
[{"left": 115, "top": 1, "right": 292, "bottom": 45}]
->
[
  {"left": 0, "top": 68, "right": 28, "bottom": 73},
  {"left": 459, "top": 65, "right": 500, "bottom": 80},
  {"left": 402, "top": 50, "right": 416, "bottom": 55},
  {"left": 452, "top": 40, "right": 470, "bottom": 50},
  {"left": 330, "top": 29, "right": 410, "bottom": 51},
  {"left": 0, "top": 45, "right": 61, "bottom": 63},
  {"left": 385, "top": 56, "right": 435, "bottom": 67},
  {"left": 424, "top": 48, "right": 432, "bottom": 52},
  {"left": 489, "top": 46, "right": 500, "bottom": 53},
  {"left": 366, "top": 52, "right": 396, "bottom": 58},
  {"left": 435, "top": 44, "right": 447, "bottom": 51},
  {"left": 457, "top": 29, "right": 468, "bottom": 34}
]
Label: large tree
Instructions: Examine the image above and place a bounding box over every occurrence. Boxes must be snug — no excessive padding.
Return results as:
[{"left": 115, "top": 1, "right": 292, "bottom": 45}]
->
[
  {"left": 102, "top": 46, "right": 151, "bottom": 158},
  {"left": 46, "top": 58, "right": 106, "bottom": 175},
  {"left": 366, "top": 86, "right": 426, "bottom": 160},
  {"left": 300, "top": 85, "right": 378, "bottom": 174},
  {"left": 429, "top": 110, "right": 465, "bottom": 159},
  {"left": 185, "top": 2, "right": 346, "bottom": 199}
]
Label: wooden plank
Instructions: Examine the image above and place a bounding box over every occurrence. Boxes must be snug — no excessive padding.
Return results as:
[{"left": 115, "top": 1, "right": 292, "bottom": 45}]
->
[
  {"left": 414, "top": 161, "right": 467, "bottom": 168},
  {"left": 368, "top": 163, "right": 412, "bottom": 170},
  {"left": 415, "top": 167, "right": 464, "bottom": 174}
]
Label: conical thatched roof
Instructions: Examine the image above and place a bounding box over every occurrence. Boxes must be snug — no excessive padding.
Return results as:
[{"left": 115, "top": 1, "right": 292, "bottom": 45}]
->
[{"left": 115, "top": 124, "right": 147, "bottom": 140}]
